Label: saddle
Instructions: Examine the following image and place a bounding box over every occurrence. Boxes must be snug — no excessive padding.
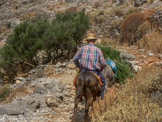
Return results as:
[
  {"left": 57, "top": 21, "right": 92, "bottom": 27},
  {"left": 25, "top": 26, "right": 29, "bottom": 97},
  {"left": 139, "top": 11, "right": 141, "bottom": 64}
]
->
[{"left": 73, "top": 71, "right": 103, "bottom": 86}]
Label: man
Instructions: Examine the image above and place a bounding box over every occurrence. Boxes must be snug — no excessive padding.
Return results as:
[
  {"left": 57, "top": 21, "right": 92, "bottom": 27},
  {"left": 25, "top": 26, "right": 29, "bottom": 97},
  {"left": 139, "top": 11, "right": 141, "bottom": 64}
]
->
[{"left": 73, "top": 33, "right": 106, "bottom": 100}]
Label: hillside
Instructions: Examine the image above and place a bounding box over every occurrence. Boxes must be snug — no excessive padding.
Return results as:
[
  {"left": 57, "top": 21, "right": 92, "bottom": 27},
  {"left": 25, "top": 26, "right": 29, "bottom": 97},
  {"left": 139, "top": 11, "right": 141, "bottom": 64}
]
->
[{"left": 0, "top": 0, "right": 162, "bottom": 122}]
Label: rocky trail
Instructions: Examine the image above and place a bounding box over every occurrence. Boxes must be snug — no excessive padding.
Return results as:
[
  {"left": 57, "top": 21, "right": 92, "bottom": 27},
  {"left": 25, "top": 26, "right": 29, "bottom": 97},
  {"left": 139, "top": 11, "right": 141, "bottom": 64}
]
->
[
  {"left": 0, "top": 44, "right": 161, "bottom": 122},
  {"left": 0, "top": 0, "right": 162, "bottom": 121}
]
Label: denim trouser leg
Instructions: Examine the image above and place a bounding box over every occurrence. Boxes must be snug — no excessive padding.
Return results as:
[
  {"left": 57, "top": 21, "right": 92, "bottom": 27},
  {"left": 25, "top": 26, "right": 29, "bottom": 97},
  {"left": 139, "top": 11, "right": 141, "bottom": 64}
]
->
[{"left": 92, "top": 70, "right": 105, "bottom": 99}]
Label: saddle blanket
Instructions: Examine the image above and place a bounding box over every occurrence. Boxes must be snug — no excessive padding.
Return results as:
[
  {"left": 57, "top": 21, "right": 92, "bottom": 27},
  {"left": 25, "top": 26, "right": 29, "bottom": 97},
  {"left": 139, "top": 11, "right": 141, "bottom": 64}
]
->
[{"left": 73, "top": 71, "right": 103, "bottom": 86}]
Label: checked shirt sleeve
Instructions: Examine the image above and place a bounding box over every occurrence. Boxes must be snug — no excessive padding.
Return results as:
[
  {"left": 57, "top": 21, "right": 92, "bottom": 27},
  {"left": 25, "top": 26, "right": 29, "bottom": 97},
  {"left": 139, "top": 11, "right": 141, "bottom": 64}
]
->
[
  {"left": 98, "top": 48, "right": 105, "bottom": 66},
  {"left": 73, "top": 47, "right": 82, "bottom": 61}
]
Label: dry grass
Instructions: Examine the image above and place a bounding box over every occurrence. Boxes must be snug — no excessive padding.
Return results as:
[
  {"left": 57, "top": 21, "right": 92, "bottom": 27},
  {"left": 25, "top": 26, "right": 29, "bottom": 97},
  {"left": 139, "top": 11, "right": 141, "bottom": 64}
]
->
[
  {"left": 0, "top": 84, "right": 31, "bottom": 104},
  {"left": 125, "top": 7, "right": 139, "bottom": 16},
  {"left": 92, "top": 66, "right": 162, "bottom": 122},
  {"left": 138, "top": 32, "right": 162, "bottom": 54}
]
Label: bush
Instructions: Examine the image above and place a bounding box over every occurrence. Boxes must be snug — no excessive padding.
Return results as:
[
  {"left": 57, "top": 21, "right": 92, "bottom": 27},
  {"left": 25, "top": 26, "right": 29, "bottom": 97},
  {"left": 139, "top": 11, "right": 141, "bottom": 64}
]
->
[
  {"left": 92, "top": 66, "right": 162, "bottom": 122},
  {"left": 109, "top": 19, "right": 121, "bottom": 31},
  {"left": 137, "top": 22, "right": 151, "bottom": 35},
  {"left": 96, "top": 44, "right": 132, "bottom": 83},
  {"left": 125, "top": 7, "right": 139, "bottom": 16},
  {"left": 120, "top": 13, "right": 146, "bottom": 45},
  {"left": 42, "top": 10, "right": 89, "bottom": 63},
  {"left": 0, "top": 84, "right": 11, "bottom": 101},
  {"left": 113, "top": 7, "right": 124, "bottom": 17},
  {"left": 0, "top": 10, "right": 89, "bottom": 81},
  {"left": 138, "top": 32, "right": 162, "bottom": 53}
]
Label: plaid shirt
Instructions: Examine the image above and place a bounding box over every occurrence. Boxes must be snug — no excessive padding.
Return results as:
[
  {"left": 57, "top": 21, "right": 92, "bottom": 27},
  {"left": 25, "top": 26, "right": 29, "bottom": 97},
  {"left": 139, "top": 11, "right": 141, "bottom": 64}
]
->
[{"left": 73, "top": 44, "right": 105, "bottom": 70}]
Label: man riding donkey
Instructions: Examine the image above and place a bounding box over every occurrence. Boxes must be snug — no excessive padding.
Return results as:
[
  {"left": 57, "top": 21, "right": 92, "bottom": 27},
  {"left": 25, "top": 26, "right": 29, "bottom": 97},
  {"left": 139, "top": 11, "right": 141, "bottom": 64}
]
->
[{"left": 73, "top": 33, "right": 106, "bottom": 100}]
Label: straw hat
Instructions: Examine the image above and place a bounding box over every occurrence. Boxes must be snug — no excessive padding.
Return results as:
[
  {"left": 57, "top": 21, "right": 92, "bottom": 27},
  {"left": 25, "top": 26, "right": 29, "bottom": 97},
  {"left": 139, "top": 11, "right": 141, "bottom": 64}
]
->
[{"left": 86, "top": 33, "right": 97, "bottom": 41}]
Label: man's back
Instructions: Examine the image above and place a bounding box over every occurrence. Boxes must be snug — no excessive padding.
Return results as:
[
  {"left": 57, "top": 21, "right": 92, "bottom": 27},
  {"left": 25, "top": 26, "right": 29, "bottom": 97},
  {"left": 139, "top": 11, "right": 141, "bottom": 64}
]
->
[{"left": 73, "top": 44, "right": 105, "bottom": 71}]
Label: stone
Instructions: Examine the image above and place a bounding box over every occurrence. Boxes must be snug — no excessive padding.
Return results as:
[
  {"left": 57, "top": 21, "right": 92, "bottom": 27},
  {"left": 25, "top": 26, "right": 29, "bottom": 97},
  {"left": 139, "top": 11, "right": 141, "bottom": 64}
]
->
[
  {"left": 0, "top": 103, "right": 24, "bottom": 115},
  {"left": 55, "top": 93, "right": 64, "bottom": 101},
  {"left": 154, "top": 62, "right": 162, "bottom": 67},
  {"left": 0, "top": 0, "right": 7, "bottom": 7},
  {"left": 139, "top": 49, "right": 144, "bottom": 52},
  {"left": 55, "top": 62, "right": 62, "bottom": 68},
  {"left": 0, "top": 78, "right": 3, "bottom": 84},
  {"left": 132, "top": 65, "right": 142, "bottom": 72},
  {"left": 8, "top": 20, "right": 21, "bottom": 28},
  {"left": 127, "top": 60, "right": 139, "bottom": 65},
  {"left": 148, "top": 51, "right": 154, "bottom": 56},
  {"left": 157, "top": 54, "right": 162, "bottom": 60},
  {"left": 134, "top": 0, "right": 147, "bottom": 7},
  {"left": 67, "top": 63, "right": 76, "bottom": 69},
  {"left": 120, "top": 52, "right": 135, "bottom": 60},
  {"left": 16, "top": 82, "right": 24, "bottom": 88},
  {"left": 33, "top": 85, "right": 47, "bottom": 94},
  {"left": 45, "top": 96, "right": 59, "bottom": 107}
]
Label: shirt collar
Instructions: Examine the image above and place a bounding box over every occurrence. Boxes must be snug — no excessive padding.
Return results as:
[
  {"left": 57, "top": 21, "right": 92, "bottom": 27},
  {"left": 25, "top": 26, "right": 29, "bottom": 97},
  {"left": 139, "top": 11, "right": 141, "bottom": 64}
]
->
[{"left": 88, "top": 44, "right": 94, "bottom": 46}]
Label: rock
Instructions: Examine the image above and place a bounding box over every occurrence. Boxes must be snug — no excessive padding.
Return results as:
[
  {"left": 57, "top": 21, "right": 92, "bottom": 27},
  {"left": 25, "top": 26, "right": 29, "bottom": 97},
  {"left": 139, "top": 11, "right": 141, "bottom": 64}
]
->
[
  {"left": 55, "top": 93, "right": 64, "bottom": 101},
  {"left": 33, "top": 85, "right": 47, "bottom": 94},
  {"left": 127, "top": 60, "right": 139, "bottom": 65},
  {"left": 0, "top": 103, "right": 24, "bottom": 115},
  {"left": 18, "top": 95, "right": 47, "bottom": 111},
  {"left": 45, "top": 96, "right": 59, "bottom": 107},
  {"left": 55, "top": 62, "right": 62, "bottom": 68},
  {"left": 16, "top": 82, "right": 24, "bottom": 88},
  {"left": 120, "top": 52, "right": 135, "bottom": 60},
  {"left": 132, "top": 65, "right": 142, "bottom": 72},
  {"left": 45, "top": 82, "right": 55, "bottom": 89},
  {"left": 15, "top": 77, "right": 26, "bottom": 88},
  {"left": 118, "top": 49, "right": 128, "bottom": 53},
  {"left": 8, "top": 20, "right": 21, "bottom": 28},
  {"left": 134, "top": 0, "right": 147, "bottom": 7},
  {"left": 148, "top": 51, "right": 154, "bottom": 56},
  {"left": 0, "top": 0, "right": 7, "bottom": 7},
  {"left": 154, "top": 62, "right": 162, "bottom": 67},
  {"left": 67, "top": 63, "right": 76, "bottom": 69},
  {"left": 0, "top": 78, "right": 3, "bottom": 84},
  {"left": 139, "top": 49, "right": 145, "bottom": 52},
  {"left": 157, "top": 54, "right": 162, "bottom": 59}
]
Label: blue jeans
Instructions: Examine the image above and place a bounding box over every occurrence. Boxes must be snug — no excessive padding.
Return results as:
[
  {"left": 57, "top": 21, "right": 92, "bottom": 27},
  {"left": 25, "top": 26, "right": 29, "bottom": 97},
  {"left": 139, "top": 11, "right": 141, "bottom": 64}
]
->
[{"left": 81, "top": 68, "right": 106, "bottom": 99}]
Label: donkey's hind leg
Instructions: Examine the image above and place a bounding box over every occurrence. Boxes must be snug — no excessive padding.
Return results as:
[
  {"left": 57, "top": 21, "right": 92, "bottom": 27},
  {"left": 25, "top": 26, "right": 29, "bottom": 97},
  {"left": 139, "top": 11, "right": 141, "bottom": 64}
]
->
[
  {"left": 72, "top": 95, "right": 82, "bottom": 122},
  {"left": 85, "top": 88, "right": 93, "bottom": 122}
]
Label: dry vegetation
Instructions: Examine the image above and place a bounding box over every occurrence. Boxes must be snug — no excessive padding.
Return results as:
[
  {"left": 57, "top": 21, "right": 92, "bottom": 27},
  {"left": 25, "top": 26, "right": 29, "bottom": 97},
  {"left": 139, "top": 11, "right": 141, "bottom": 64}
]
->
[
  {"left": 138, "top": 32, "right": 162, "bottom": 54},
  {"left": 120, "top": 12, "right": 146, "bottom": 45},
  {"left": 0, "top": 84, "right": 31, "bottom": 104},
  {"left": 92, "top": 66, "right": 162, "bottom": 122}
]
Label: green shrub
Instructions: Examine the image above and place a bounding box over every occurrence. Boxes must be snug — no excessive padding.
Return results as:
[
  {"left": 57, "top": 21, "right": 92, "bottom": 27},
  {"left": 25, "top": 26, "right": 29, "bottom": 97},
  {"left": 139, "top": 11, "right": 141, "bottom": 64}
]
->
[
  {"left": 109, "top": 19, "right": 121, "bottom": 30},
  {"left": 137, "top": 22, "right": 151, "bottom": 35},
  {"left": 125, "top": 7, "right": 139, "bottom": 16},
  {"left": 113, "top": 7, "right": 124, "bottom": 17},
  {"left": 0, "top": 10, "right": 89, "bottom": 81},
  {"left": 96, "top": 44, "right": 132, "bottom": 83},
  {"left": 0, "top": 84, "right": 11, "bottom": 101},
  {"left": 42, "top": 10, "right": 89, "bottom": 63}
]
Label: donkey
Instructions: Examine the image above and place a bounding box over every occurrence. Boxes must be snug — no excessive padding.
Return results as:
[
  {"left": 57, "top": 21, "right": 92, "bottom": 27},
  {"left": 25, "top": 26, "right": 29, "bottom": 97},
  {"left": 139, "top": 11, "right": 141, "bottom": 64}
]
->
[{"left": 72, "top": 65, "right": 115, "bottom": 122}]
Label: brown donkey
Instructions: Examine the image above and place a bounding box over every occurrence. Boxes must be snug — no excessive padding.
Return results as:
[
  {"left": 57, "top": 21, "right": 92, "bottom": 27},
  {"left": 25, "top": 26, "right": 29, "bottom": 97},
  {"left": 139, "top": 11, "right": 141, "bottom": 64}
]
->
[{"left": 72, "top": 65, "right": 115, "bottom": 122}]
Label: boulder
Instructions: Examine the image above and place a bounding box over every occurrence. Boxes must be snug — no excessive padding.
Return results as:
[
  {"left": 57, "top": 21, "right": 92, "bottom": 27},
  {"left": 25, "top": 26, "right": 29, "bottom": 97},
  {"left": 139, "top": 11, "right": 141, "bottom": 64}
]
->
[
  {"left": 134, "top": 0, "right": 147, "bottom": 7},
  {"left": 120, "top": 52, "right": 135, "bottom": 60},
  {"left": 0, "top": 103, "right": 24, "bottom": 115},
  {"left": 33, "top": 84, "right": 47, "bottom": 94},
  {"left": 45, "top": 96, "right": 59, "bottom": 107}
]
